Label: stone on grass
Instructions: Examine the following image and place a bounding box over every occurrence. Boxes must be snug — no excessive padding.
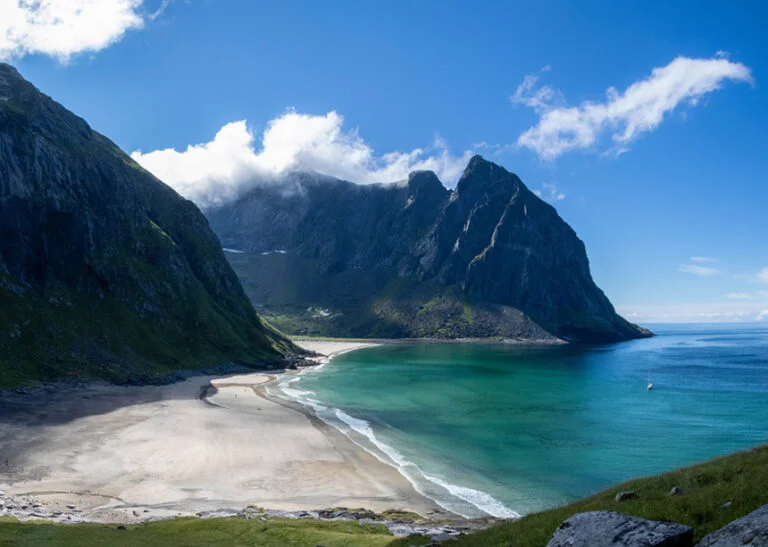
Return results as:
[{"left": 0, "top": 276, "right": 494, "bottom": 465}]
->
[
  {"left": 696, "top": 503, "right": 768, "bottom": 546},
  {"left": 616, "top": 491, "right": 640, "bottom": 502},
  {"left": 547, "top": 511, "right": 693, "bottom": 547}
]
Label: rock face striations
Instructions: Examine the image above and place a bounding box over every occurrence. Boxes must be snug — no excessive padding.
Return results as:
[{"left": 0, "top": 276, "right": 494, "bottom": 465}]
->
[
  {"left": 207, "top": 157, "right": 651, "bottom": 343},
  {"left": 547, "top": 511, "right": 694, "bottom": 546},
  {"left": 0, "top": 64, "right": 294, "bottom": 386}
]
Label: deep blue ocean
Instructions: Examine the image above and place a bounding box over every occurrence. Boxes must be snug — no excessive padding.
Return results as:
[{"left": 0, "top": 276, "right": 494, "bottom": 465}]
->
[{"left": 271, "top": 324, "right": 768, "bottom": 518}]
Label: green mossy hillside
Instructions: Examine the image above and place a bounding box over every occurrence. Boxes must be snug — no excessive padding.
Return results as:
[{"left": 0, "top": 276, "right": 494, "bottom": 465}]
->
[
  {"left": 0, "top": 63, "right": 295, "bottom": 387},
  {"left": 433, "top": 444, "right": 768, "bottom": 546}
]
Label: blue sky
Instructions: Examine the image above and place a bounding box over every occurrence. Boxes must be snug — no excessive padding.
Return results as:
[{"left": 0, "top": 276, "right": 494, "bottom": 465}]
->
[{"left": 3, "top": 0, "right": 767, "bottom": 323}]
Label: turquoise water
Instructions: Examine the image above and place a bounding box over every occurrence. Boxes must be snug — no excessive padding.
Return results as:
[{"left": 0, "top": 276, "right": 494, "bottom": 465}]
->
[{"left": 272, "top": 324, "right": 768, "bottom": 518}]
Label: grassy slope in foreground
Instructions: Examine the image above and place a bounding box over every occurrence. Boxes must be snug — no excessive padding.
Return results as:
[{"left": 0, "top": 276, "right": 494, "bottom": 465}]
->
[
  {"left": 0, "top": 517, "right": 396, "bottom": 547},
  {"left": 1, "top": 444, "right": 766, "bottom": 546},
  {"left": 438, "top": 443, "right": 768, "bottom": 547}
]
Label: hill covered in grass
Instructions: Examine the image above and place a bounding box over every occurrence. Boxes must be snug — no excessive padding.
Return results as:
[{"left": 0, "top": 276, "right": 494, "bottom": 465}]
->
[{"left": 428, "top": 444, "right": 768, "bottom": 546}]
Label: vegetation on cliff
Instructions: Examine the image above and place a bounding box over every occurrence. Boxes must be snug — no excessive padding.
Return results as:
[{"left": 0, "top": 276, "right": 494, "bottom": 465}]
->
[{"left": 0, "top": 64, "right": 294, "bottom": 387}]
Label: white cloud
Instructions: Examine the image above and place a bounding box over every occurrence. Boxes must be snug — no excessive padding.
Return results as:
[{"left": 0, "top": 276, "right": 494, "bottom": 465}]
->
[
  {"left": 512, "top": 56, "right": 753, "bottom": 160},
  {"left": 678, "top": 264, "right": 719, "bottom": 276},
  {"left": 511, "top": 71, "right": 565, "bottom": 114},
  {"left": 690, "top": 256, "right": 718, "bottom": 263},
  {"left": 758, "top": 267, "right": 768, "bottom": 283},
  {"left": 758, "top": 310, "right": 768, "bottom": 321},
  {"left": 618, "top": 302, "right": 764, "bottom": 323},
  {"left": 147, "top": 0, "right": 172, "bottom": 21},
  {"left": 0, "top": 0, "right": 159, "bottom": 62},
  {"left": 533, "top": 183, "right": 565, "bottom": 201},
  {"left": 132, "top": 110, "right": 473, "bottom": 207},
  {"left": 725, "top": 292, "right": 754, "bottom": 299}
]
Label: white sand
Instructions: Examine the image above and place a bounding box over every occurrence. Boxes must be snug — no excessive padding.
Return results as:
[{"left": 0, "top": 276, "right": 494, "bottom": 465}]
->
[
  {"left": 0, "top": 341, "right": 441, "bottom": 524},
  {"left": 294, "top": 340, "right": 380, "bottom": 362}
]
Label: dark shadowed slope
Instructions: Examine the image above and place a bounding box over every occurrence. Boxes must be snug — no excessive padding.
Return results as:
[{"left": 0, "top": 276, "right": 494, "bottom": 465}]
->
[
  {"left": 0, "top": 63, "right": 295, "bottom": 387},
  {"left": 207, "top": 158, "right": 651, "bottom": 343}
]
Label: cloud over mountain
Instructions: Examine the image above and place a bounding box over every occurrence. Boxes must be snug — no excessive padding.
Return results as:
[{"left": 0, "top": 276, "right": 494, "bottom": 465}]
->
[{"left": 132, "top": 110, "right": 472, "bottom": 207}]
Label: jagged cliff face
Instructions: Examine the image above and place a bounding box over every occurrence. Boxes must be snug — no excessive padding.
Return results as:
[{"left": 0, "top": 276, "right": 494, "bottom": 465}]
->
[
  {"left": 0, "top": 64, "right": 294, "bottom": 387},
  {"left": 207, "top": 158, "right": 651, "bottom": 343}
]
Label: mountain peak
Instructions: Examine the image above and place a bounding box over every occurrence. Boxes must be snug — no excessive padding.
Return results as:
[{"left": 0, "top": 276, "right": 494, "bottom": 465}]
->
[
  {"left": 467, "top": 154, "right": 489, "bottom": 169},
  {"left": 407, "top": 170, "right": 445, "bottom": 193},
  {"left": 454, "top": 155, "right": 519, "bottom": 203},
  {"left": 207, "top": 164, "right": 650, "bottom": 343}
]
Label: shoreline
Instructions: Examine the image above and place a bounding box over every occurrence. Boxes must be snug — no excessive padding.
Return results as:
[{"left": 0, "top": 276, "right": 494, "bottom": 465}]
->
[
  {"left": 291, "top": 336, "right": 566, "bottom": 346},
  {"left": 0, "top": 340, "right": 453, "bottom": 526},
  {"left": 275, "top": 341, "right": 521, "bottom": 520}
]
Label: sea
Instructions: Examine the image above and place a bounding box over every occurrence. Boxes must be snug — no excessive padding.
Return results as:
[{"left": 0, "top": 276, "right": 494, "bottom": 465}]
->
[{"left": 268, "top": 324, "right": 768, "bottom": 518}]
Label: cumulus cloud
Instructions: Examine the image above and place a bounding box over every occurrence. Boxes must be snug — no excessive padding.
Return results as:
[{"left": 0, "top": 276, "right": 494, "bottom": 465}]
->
[
  {"left": 678, "top": 264, "right": 719, "bottom": 276},
  {"left": 0, "top": 0, "right": 161, "bottom": 61},
  {"left": 132, "top": 110, "right": 473, "bottom": 207},
  {"left": 533, "top": 183, "right": 565, "bottom": 201},
  {"left": 512, "top": 56, "right": 753, "bottom": 160}
]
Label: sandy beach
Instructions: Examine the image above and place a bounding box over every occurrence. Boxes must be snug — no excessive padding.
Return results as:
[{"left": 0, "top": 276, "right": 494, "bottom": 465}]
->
[{"left": 0, "top": 340, "right": 444, "bottom": 524}]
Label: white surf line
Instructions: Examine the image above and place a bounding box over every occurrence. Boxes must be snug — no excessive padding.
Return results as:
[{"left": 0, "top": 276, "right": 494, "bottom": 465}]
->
[{"left": 267, "top": 345, "right": 520, "bottom": 520}]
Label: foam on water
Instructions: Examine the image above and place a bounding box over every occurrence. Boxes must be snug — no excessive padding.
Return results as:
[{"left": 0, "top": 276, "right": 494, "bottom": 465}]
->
[
  {"left": 267, "top": 355, "right": 519, "bottom": 519},
  {"left": 332, "top": 408, "right": 520, "bottom": 518}
]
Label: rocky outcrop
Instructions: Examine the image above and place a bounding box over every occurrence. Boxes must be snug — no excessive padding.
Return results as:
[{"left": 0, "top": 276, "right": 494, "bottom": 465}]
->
[
  {"left": 207, "top": 157, "right": 651, "bottom": 343},
  {"left": 696, "top": 504, "right": 768, "bottom": 546},
  {"left": 547, "top": 511, "right": 693, "bottom": 547},
  {"left": 0, "top": 63, "right": 294, "bottom": 386}
]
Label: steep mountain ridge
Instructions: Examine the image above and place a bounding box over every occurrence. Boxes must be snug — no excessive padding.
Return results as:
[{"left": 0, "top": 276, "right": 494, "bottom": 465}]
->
[
  {"left": 208, "top": 157, "right": 651, "bottom": 343},
  {"left": 0, "top": 63, "right": 294, "bottom": 387}
]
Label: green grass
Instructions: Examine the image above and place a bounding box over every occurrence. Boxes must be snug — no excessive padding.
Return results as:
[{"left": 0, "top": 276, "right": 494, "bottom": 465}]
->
[
  {"left": 0, "top": 516, "right": 411, "bottom": 547},
  {"left": 438, "top": 444, "right": 768, "bottom": 546},
  {"left": 1, "top": 445, "right": 766, "bottom": 546},
  {"left": 289, "top": 335, "right": 384, "bottom": 342},
  {"left": 0, "top": 275, "right": 289, "bottom": 389},
  {"left": 224, "top": 253, "right": 494, "bottom": 340}
]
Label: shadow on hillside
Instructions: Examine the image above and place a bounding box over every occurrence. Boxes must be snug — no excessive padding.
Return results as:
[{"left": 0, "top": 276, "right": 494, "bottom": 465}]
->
[{"left": 0, "top": 366, "right": 291, "bottom": 427}]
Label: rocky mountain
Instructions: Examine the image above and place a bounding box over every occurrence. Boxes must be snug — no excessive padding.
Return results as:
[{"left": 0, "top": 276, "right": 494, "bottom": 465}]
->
[
  {"left": 207, "top": 157, "right": 652, "bottom": 343},
  {"left": 0, "top": 63, "right": 295, "bottom": 387}
]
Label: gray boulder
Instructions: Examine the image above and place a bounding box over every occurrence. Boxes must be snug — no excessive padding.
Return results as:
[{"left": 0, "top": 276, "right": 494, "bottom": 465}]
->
[
  {"left": 616, "top": 491, "right": 640, "bottom": 502},
  {"left": 547, "top": 511, "right": 693, "bottom": 546},
  {"left": 696, "top": 504, "right": 768, "bottom": 546}
]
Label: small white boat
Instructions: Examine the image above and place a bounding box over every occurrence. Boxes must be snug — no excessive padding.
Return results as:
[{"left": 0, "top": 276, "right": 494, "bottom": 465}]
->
[{"left": 647, "top": 383, "right": 654, "bottom": 391}]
